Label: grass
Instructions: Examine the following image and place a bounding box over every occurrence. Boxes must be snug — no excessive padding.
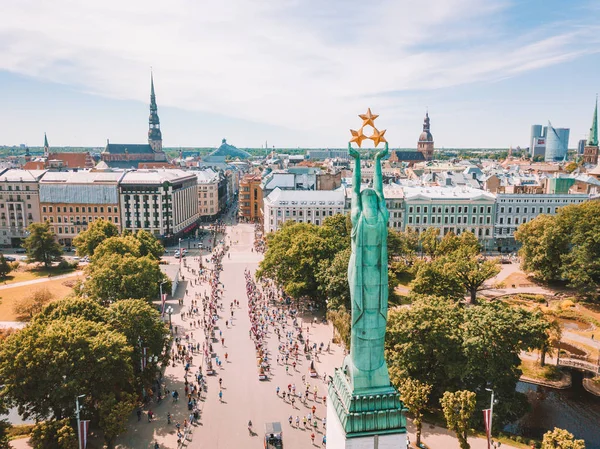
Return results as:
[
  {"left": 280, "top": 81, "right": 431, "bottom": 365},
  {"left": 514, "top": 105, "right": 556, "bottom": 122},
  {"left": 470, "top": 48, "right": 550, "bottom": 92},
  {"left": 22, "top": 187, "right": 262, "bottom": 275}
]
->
[
  {"left": 519, "top": 359, "right": 563, "bottom": 381},
  {"left": 0, "top": 277, "right": 78, "bottom": 321},
  {"left": 0, "top": 266, "right": 78, "bottom": 286},
  {"left": 396, "top": 271, "right": 414, "bottom": 286},
  {"left": 7, "top": 424, "right": 34, "bottom": 440}
]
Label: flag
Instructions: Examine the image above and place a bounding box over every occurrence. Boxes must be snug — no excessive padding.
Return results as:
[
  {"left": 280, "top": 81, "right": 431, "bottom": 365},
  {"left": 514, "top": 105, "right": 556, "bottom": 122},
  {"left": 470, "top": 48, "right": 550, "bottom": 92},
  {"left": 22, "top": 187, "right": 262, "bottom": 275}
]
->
[
  {"left": 142, "top": 347, "right": 148, "bottom": 370},
  {"left": 79, "top": 420, "right": 90, "bottom": 449},
  {"left": 483, "top": 409, "right": 492, "bottom": 449},
  {"left": 161, "top": 294, "right": 167, "bottom": 315}
]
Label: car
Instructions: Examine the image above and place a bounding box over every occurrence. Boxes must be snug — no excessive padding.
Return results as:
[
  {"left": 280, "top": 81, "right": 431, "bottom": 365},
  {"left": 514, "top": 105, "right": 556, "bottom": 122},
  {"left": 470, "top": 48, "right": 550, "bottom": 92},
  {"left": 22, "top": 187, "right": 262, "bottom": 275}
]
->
[
  {"left": 15, "top": 248, "right": 26, "bottom": 254},
  {"left": 73, "top": 256, "right": 81, "bottom": 261},
  {"left": 82, "top": 256, "right": 90, "bottom": 263},
  {"left": 4, "top": 256, "right": 15, "bottom": 262},
  {"left": 264, "top": 422, "right": 283, "bottom": 449}
]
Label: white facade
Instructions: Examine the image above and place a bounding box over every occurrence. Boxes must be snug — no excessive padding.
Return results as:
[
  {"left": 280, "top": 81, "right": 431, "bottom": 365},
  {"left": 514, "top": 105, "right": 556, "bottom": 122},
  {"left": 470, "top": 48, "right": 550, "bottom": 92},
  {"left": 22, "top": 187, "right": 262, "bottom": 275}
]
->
[
  {"left": 120, "top": 170, "right": 199, "bottom": 239},
  {"left": 342, "top": 185, "right": 404, "bottom": 229},
  {"left": 195, "top": 169, "right": 219, "bottom": 219},
  {"left": 402, "top": 186, "right": 496, "bottom": 241},
  {"left": 263, "top": 188, "right": 345, "bottom": 233},
  {"left": 495, "top": 193, "right": 589, "bottom": 250},
  {"left": 0, "top": 169, "right": 47, "bottom": 246}
]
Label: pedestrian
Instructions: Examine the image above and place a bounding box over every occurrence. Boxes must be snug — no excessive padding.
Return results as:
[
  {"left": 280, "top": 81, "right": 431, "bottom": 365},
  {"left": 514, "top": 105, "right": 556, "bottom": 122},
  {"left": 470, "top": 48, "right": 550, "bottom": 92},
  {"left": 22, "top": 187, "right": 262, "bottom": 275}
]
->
[
  {"left": 295, "top": 416, "right": 300, "bottom": 427},
  {"left": 167, "top": 412, "right": 171, "bottom": 424},
  {"left": 289, "top": 415, "right": 293, "bottom": 426},
  {"left": 311, "top": 432, "right": 315, "bottom": 444},
  {"left": 276, "top": 386, "right": 280, "bottom": 396},
  {"left": 148, "top": 409, "right": 153, "bottom": 422},
  {"left": 219, "top": 390, "right": 223, "bottom": 402}
]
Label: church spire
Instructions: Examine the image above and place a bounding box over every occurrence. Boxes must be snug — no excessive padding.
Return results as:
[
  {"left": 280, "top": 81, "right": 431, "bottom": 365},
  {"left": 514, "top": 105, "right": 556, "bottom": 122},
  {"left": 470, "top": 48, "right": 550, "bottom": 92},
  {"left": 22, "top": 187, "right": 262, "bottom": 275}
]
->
[
  {"left": 148, "top": 70, "right": 162, "bottom": 152},
  {"left": 44, "top": 132, "right": 49, "bottom": 157},
  {"left": 588, "top": 95, "right": 598, "bottom": 147}
]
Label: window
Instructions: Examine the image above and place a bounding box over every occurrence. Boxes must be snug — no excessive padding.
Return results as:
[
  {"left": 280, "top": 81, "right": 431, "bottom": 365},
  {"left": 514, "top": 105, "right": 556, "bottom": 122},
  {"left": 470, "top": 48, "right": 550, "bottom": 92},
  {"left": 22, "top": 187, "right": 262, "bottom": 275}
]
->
[
  {"left": 408, "top": 217, "right": 413, "bottom": 224},
  {"left": 42, "top": 206, "right": 47, "bottom": 213},
  {"left": 499, "top": 218, "right": 504, "bottom": 224},
  {"left": 58, "top": 227, "right": 62, "bottom": 234},
  {"left": 487, "top": 206, "right": 491, "bottom": 214},
  {"left": 100, "top": 207, "right": 104, "bottom": 213},
  {"left": 409, "top": 207, "right": 413, "bottom": 213},
  {"left": 424, "top": 207, "right": 428, "bottom": 213},
  {"left": 516, "top": 207, "right": 520, "bottom": 213},
  {"left": 49, "top": 206, "right": 53, "bottom": 213},
  {"left": 416, "top": 207, "right": 420, "bottom": 213}
]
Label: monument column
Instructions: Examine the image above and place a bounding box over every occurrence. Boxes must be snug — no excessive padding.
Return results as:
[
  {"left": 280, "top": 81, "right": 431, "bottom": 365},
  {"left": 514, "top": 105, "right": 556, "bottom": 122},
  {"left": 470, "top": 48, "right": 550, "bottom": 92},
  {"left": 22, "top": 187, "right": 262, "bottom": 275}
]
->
[{"left": 327, "top": 109, "right": 407, "bottom": 449}]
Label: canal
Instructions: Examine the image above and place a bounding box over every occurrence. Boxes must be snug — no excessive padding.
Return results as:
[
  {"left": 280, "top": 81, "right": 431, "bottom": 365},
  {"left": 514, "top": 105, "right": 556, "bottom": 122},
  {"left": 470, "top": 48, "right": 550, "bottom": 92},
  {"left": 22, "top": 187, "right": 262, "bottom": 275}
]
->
[{"left": 506, "top": 370, "right": 600, "bottom": 448}]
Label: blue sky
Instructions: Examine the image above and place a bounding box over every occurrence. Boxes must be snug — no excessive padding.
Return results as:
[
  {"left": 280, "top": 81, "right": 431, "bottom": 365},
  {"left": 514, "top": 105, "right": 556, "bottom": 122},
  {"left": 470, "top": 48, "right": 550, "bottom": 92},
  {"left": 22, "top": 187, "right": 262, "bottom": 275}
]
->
[{"left": 0, "top": 0, "right": 599, "bottom": 149}]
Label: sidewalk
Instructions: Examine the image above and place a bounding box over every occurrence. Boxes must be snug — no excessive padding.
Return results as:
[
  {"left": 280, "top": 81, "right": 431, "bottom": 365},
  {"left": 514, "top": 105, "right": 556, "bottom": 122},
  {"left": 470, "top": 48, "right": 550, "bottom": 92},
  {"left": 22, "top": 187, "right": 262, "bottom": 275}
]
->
[{"left": 0, "top": 271, "right": 82, "bottom": 291}]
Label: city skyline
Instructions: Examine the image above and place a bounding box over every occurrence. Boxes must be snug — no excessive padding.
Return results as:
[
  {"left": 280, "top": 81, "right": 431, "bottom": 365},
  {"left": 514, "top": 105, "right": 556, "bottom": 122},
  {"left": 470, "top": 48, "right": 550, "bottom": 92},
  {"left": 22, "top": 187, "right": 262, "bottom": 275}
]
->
[{"left": 1, "top": 0, "right": 600, "bottom": 148}]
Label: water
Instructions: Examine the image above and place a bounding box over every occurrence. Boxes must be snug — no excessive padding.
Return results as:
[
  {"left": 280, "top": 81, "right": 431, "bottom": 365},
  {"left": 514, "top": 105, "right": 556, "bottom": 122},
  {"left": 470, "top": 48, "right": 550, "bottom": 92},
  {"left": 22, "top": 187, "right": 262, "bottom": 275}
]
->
[{"left": 506, "top": 371, "right": 600, "bottom": 448}]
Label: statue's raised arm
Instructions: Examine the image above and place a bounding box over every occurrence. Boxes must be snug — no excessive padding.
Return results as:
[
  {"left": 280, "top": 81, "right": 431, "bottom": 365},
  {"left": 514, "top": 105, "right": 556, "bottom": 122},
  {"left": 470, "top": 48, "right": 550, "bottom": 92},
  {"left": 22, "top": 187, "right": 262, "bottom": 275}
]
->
[
  {"left": 349, "top": 143, "right": 362, "bottom": 221},
  {"left": 374, "top": 142, "right": 388, "bottom": 213}
]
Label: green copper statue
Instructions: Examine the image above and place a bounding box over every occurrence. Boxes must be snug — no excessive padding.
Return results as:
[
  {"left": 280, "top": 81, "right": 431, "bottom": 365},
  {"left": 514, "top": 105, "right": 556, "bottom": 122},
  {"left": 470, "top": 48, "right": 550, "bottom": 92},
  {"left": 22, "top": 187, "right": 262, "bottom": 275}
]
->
[{"left": 343, "top": 141, "right": 391, "bottom": 391}]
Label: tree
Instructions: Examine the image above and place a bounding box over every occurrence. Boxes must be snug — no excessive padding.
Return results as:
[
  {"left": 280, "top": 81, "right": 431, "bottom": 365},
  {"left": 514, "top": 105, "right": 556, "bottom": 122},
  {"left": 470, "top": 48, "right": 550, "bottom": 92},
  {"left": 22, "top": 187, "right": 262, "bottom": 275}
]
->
[
  {"left": 410, "top": 259, "right": 465, "bottom": 301},
  {"left": 541, "top": 428, "right": 585, "bottom": 449},
  {"left": 419, "top": 227, "right": 440, "bottom": 258},
  {"left": 13, "top": 287, "right": 54, "bottom": 321},
  {"left": 440, "top": 390, "right": 477, "bottom": 449},
  {"left": 134, "top": 230, "right": 165, "bottom": 260},
  {"left": 83, "top": 254, "right": 169, "bottom": 304},
  {"left": 73, "top": 219, "right": 119, "bottom": 257},
  {"left": 444, "top": 249, "right": 500, "bottom": 304},
  {"left": 540, "top": 317, "right": 562, "bottom": 367},
  {"left": 0, "top": 255, "right": 10, "bottom": 280},
  {"left": 108, "top": 299, "right": 169, "bottom": 387},
  {"left": 98, "top": 392, "right": 137, "bottom": 449},
  {"left": 0, "top": 317, "right": 134, "bottom": 421},
  {"left": 317, "top": 247, "right": 351, "bottom": 311},
  {"left": 564, "top": 161, "right": 578, "bottom": 173},
  {"left": 92, "top": 235, "right": 142, "bottom": 261},
  {"left": 388, "top": 228, "right": 418, "bottom": 262},
  {"left": 397, "top": 378, "right": 431, "bottom": 448},
  {"left": 30, "top": 419, "right": 77, "bottom": 449},
  {"left": 23, "top": 222, "right": 63, "bottom": 267},
  {"left": 327, "top": 307, "right": 351, "bottom": 348},
  {"left": 34, "top": 297, "right": 109, "bottom": 324},
  {"left": 515, "top": 214, "right": 568, "bottom": 282}
]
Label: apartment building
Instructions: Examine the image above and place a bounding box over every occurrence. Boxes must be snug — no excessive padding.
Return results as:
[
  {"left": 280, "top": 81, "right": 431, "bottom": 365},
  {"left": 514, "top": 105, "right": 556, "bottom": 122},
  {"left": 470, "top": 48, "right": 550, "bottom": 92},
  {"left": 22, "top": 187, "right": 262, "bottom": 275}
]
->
[
  {"left": 119, "top": 170, "right": 199, "bottom": 241},
  {"left": 239, "top": 174, "right": 263, "bottom": 222},
  {"left": 0, "top": 169, "right": 47, "bottom": 247},
  {"left": 195, "top": 169, "right": 219, "bottom": 221},
  {"left": 402, "top": 186, "right": 496, "bottom": 243},
  {"left": 263, "top": 188, "right": 345, "bottom": 233},
  {"left": 39, "top": 171, "right": 125, "bottom": 246}
]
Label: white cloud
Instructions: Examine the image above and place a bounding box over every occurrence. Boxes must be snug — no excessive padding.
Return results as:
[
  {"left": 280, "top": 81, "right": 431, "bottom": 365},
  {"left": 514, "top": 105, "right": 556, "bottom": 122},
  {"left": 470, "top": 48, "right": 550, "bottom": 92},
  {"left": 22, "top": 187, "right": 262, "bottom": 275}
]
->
[{"left": 0, "top": 0, "right": 598, "bottom": 144}]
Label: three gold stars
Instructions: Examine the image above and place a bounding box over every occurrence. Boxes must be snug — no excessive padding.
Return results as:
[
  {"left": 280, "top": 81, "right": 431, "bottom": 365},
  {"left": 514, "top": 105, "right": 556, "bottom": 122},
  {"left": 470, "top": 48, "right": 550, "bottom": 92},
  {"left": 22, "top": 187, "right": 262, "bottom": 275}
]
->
[{"left": 349, "top": 108, "right": 387, "bottom": 148}]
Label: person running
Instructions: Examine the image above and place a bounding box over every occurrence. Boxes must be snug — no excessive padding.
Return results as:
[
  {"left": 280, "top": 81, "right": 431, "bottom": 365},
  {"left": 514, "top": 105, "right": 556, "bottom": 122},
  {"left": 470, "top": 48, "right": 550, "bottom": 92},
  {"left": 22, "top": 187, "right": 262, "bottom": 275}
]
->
[
  {"left": 311, "top": 432, "right": 315, "bottom": 444},
  {"left": 295, "top": 416, "right": 300, "bottom": 427},
  {"left": 219, "top": 390, "right": 223, "bottom": 402},
  {"left": 248, "top": 420, "right": 253, "bottom": 435}
]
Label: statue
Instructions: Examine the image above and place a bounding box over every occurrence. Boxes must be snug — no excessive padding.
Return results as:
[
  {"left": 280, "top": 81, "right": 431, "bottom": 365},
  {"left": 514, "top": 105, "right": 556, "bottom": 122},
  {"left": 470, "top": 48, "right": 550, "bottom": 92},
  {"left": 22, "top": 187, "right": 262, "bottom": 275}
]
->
[
  {"left": 343, "top": 140, "right": 391, "bottom": 391},
  {"left": 327, "top": 109, "right": 406, "bottom": 445}
]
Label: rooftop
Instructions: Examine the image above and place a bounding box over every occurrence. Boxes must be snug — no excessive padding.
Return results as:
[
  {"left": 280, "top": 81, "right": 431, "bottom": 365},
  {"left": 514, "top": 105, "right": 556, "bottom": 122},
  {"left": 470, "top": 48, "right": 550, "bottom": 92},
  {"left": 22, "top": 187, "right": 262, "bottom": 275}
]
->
[
  {"left": 120, "top": 169, "right": 196, "bottom": 185},
  {"left": 40, "top": 170, "right": 125, "bottom": 184},
  {"left": 402, "top": 185, "right": 496, "bottom": 201},
  {"left": 0, "top": 169, "right": 48, "bottom": 182},
  {"left": 265, "top": 187, "right": 345, "bottom": 205}
]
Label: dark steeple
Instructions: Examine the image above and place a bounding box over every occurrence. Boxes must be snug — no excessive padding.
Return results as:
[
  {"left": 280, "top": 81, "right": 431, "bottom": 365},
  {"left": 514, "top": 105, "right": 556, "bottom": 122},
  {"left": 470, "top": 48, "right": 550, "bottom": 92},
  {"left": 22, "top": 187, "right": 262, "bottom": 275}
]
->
[
  {"left": 44, "top": 132, "right": 50, "bottom": 157},
  {"left": 148, "top": 71, "right": 162, "bottom": 152},
  {"left": 418, "top": 112, "right": 433, "bottom": 143}
]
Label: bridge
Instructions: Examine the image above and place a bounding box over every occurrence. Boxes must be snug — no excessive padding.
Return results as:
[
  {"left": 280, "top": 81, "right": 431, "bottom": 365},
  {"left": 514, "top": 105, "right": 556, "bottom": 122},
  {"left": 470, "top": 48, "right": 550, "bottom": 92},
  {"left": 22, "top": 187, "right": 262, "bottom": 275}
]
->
[{"left": 558, "top": 357, "right": 600, "bottom": 376}]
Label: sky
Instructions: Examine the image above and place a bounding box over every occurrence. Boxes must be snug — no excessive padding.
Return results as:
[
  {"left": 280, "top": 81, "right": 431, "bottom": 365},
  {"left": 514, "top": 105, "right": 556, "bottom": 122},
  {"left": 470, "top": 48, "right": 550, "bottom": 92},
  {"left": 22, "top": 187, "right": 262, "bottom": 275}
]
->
[{"left": 0, "top": 0, "right": 599, "bottom": 149}]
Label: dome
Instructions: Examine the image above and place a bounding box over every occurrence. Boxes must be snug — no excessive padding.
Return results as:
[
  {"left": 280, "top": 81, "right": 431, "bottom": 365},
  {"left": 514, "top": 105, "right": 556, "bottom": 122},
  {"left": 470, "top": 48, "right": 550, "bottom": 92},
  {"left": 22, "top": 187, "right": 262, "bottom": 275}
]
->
[{"left": 419, "top": 131, "right": 433, "bottom": 142}]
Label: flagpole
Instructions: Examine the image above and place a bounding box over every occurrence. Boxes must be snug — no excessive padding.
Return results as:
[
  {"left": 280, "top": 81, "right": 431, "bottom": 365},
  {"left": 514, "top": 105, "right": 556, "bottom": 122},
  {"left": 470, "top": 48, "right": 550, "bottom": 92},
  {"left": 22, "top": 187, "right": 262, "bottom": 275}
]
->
[
  {"left": 75, "top": 394, "right": 85, "bottom": 449},
  {"left": 485, "top": 388, "right": 495, "bottom": 448}
]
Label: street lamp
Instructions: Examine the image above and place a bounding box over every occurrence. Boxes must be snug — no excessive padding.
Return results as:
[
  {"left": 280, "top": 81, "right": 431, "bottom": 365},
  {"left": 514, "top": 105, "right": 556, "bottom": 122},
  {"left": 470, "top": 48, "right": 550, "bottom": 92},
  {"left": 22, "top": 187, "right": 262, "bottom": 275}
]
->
[
  {"left": 75, "top": 394, "right": 85, "bottom": 449},
  {"left": 166, "top": 306, "right": 174, "bottom": 326},
  {"left": 485, "top": 388, "right": 495, "bottom": 449},
  {"left": 159, "top": 280, "right": 167, "bottom": 315},
  {"left": 178, "top": 238, "right": 182, "bottom": 264}
]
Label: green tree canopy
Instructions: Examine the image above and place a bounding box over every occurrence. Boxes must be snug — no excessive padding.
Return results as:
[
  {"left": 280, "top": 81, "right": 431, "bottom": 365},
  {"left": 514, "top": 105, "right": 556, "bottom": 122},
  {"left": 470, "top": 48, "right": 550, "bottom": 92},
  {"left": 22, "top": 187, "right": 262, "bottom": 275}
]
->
[
  {"left": 440, "top": 390, "right": 477, "bottom": 449},
  {"left": 317, "top": 247, "right": 351, "bottom": 310},
  {"left": 23, "top": 222, "right": 63, "bottom": 267},
  {"left": 541, "top": 427, "right": 586, "bottom": 449},
  {"left": 0, "top": 317, "right": 134, "bottom": 421},
  {"left": 397, "top": 378, "right": 431, "bottom": 447},
  {"left": 34, "top": 297, "right": 109, "bottom": 324},
  {"left": 0, "top": 255, "right": 10, "bottom": 280},
  {"left": 92, "top": 235, "right": 142, "bottom": 261},
  {"left": 386, "top": 296, "right": 549, "bottom": 427},
  {"left": 134, "top": 230, "right": 165, "bottom": 259},
  {"left": 30, "top": 418, "right": 77, "bottom": 449},
  {"left": 73, "top": 219, "right": 119, "bottom": 257},
  {"left": 83, "top": 254, "right": 169, "bottom": 304}
]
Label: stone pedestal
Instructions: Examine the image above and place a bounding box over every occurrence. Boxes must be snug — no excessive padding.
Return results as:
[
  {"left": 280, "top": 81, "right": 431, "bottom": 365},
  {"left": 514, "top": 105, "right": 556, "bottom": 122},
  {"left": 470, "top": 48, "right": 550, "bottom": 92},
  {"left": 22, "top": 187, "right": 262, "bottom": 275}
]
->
[{"left": 327, "top": 368, "right": 407, "bottom": 448}]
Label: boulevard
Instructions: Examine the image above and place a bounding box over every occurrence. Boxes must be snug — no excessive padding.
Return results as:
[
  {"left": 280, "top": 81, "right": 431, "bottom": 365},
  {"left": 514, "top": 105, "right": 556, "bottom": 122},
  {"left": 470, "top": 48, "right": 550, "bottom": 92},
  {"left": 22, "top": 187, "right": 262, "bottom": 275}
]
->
[{"left": 113, "top": 219, "right": 517, "bottom": 449}]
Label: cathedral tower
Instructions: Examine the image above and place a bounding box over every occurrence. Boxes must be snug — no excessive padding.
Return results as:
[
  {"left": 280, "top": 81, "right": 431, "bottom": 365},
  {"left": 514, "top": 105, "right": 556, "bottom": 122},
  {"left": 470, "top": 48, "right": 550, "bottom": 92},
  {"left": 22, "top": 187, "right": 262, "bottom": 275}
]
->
[
  {"left": 148, "top": 72, "right": 163, "bottom": 152},
  {"left": 583, "top": 96, "right": 598, "bottom": 165},
  {"left": 417, "top": 112, "right": 434, "bottom": 161}
]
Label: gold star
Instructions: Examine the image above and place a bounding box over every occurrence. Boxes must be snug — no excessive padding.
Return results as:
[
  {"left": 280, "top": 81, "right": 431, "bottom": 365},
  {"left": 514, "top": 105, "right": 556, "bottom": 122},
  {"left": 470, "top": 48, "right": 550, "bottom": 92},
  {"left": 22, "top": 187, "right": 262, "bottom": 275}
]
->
[
  {"left": 359, "top": 108, "right": 379, "bottom": 128},
  {"left": 370, "top": 127, "right": 387, "bottom": 147},
  {"left": 350, "top": 127, "right": 368, "bottom": 147}
]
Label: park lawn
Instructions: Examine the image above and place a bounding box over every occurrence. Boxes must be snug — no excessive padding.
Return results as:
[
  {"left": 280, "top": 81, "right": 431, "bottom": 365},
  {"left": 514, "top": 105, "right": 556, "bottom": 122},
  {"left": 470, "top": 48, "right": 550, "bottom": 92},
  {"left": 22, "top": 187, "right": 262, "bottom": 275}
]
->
[
  {"left": 0, "top": 266, "right": 78, "bottom": 286},
  {"left": 519, "top": 359, "right": 562, "bottom": 381},
  {"left": 0, "top": 277, "right": 78, "bottom": 321}
]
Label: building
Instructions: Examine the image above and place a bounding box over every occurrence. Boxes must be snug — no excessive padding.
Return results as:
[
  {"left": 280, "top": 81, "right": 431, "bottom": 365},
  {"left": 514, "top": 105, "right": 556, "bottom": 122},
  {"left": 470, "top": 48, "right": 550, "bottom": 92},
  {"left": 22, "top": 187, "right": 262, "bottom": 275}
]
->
[
  {"left": 316, "top": 171, "right": 342, "bottom": 190},
  {"left": 545, "top": 121, "right": 570, "bottom": 162},
  {"left": 530, "top": 124, "right": 547, "bottom": 158},
  {"left": 416, "top": 112, "right": 434, "bottom": 160},
  {"left": 583, "top": 97, "right": 599, "bottom": 165},
  {"left": 402, "top": 186, "right": 496, "bottom": 243},
  {"left": 342, "top": 184, "right": 404, "bottom": 229},
  {"left": 100, "top": 74, "right": 169, "bottom": 168},
  {"left": 119, "top": 170, "right": 198, "bottom": 242},
  {"left": 23, "top": 134, "right": 95, "bottom": 171},
  {"left": 0, "top": 169, "right": 47, "bottom": 247},
  {"left": 195, "top": 169, "right": 220, "bottom": 221},
  {"left": 307, "top": 149, "right": 350, "bottom": 160},
  {"left": 239, "top": 174, "right": 263, "bottom": 222},
  {"left": 39, "top": 170, "right": 125, "bottom": 246},
  {"left": 494, "top": 193, "right": 589, "bottom": 251},
  {"left": 263, "top": 188, "right": 345, "bottom": 233}
]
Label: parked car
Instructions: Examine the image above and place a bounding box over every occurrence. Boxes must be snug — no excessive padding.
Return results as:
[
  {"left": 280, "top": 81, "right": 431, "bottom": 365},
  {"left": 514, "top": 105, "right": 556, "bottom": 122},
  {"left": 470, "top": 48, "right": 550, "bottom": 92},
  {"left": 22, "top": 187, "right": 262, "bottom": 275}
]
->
[
  {"left": 4, "top": 256, "right": 15, "bottom": 262},
  {"left": 15, "top": 248, "right": 26, "bottom": 254}
]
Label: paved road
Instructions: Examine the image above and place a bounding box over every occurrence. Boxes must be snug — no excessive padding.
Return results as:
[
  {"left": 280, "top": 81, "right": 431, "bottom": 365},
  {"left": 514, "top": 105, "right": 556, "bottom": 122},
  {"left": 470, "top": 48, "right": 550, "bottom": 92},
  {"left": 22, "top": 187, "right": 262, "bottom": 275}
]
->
[
  {"left": 111, "top": 221, "right": 518, "bottom": 449},
  {"left": 0, "top": 271, "right": 82, "bottom": 291}
]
